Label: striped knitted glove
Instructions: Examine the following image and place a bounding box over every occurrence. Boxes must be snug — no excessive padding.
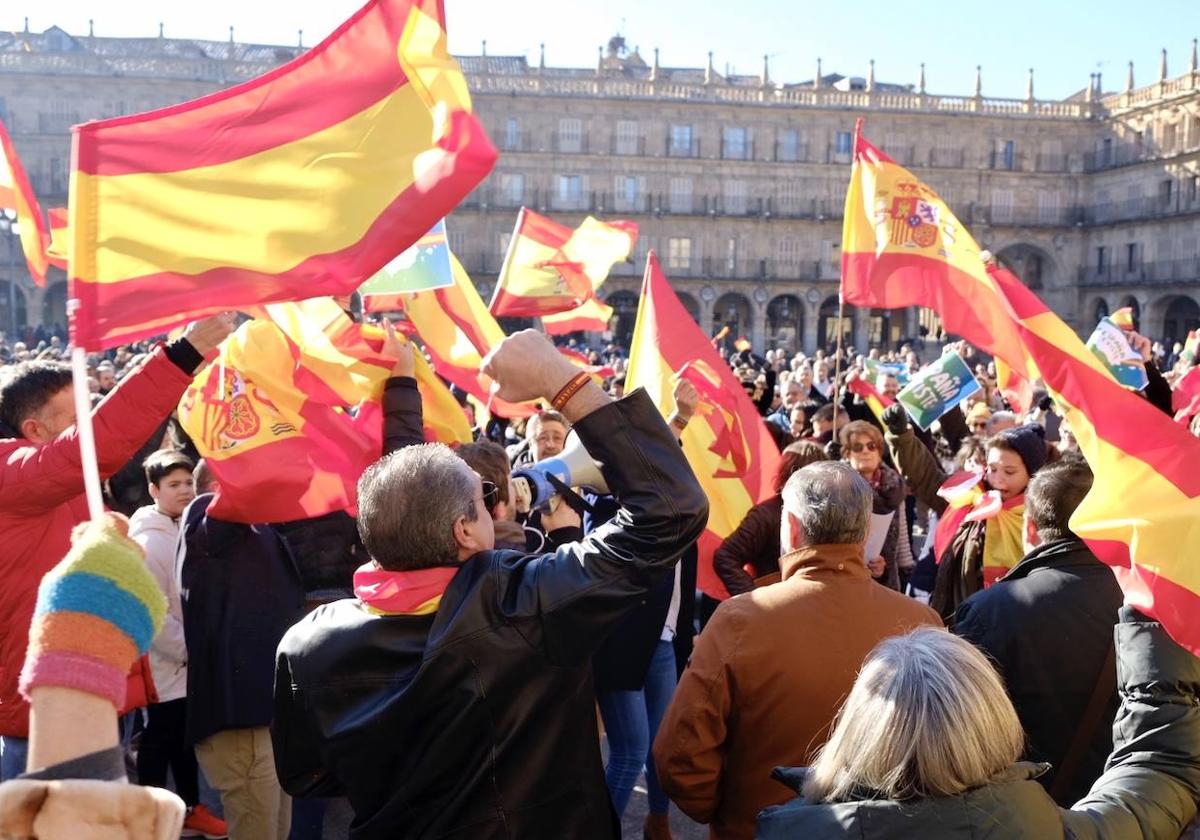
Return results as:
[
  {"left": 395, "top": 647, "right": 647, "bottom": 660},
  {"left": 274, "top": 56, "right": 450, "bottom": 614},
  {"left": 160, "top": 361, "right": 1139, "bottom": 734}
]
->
[{"left": 19, "top": 515, "right": 167, "bottom": 709}]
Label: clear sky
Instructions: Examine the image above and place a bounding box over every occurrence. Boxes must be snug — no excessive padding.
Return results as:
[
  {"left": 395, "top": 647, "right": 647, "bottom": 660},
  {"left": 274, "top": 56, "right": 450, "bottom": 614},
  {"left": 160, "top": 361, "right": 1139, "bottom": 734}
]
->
[{"left": 5, "top": 0, "right": 1195, "bottom": 101}]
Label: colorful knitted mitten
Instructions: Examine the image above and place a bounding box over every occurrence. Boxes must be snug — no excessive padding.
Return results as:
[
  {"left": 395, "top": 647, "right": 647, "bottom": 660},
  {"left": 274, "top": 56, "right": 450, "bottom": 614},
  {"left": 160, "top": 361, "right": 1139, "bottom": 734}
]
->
[{"left": 19, "top": 517, "right": 167, "bottom": 708}]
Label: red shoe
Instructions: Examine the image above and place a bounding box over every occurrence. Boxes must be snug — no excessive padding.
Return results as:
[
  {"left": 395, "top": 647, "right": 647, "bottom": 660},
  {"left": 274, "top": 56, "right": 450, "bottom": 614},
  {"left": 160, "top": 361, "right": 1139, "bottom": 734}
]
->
[{"left": 181, "top": 804, "right": 228, "bottom": 839}]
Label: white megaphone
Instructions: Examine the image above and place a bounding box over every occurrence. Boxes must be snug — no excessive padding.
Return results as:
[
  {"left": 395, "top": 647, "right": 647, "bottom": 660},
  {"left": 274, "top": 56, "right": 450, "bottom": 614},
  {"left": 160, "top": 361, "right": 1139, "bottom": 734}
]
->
[{"left": 511, "top": 430, "right": 609, "bottom": 513}]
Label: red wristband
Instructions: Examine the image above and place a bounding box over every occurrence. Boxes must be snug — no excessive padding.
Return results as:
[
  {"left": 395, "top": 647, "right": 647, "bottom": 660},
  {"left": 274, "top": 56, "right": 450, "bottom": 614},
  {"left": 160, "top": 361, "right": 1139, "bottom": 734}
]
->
[{"left": 551, "top": 372, "right": 592, "bottom": 412}]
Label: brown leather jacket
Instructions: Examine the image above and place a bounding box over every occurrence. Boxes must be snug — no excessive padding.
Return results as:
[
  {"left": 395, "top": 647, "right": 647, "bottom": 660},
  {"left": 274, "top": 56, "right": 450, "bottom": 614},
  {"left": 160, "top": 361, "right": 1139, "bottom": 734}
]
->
[{"left": 654, "top": 544, "right": 941, "bottom": 840}]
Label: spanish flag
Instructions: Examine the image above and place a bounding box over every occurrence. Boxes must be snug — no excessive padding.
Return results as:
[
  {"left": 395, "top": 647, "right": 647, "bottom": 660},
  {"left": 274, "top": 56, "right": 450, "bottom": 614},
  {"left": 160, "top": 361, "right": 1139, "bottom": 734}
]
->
[
  {"left": 847, "top": 375, "right": 894, "bottom": 424},
  {"left": 626, "top": 254, "right": 781, "bottom": 599},
  {"left": 45, "top": 207, "right": 67, "bottom": 271},
  {"left": 542, "top": 297, "right": 614, "bottom": 336},
  {"left": 841, "top": 121, "right": 1035, "bottom": 413},
  {"left": 489, "top": 208, "right": 637, "bottom": 317},
  {"left": 0, "top": 119, "right": 51, "bottom": 287},
  {"left": 69, "top": 0, "right": 497, "bottom": 350},
  {"left": 400, "top": 257, "right": 536, "bottom": 419},
  {"left": 991, "top": 265, "right": 1200, "bottom": 655}
]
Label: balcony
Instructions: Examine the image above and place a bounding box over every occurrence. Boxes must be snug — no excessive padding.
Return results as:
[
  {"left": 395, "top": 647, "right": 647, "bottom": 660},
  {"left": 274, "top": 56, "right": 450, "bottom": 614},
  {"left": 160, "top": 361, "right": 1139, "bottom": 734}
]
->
[
  {"left": 1079, "top": 258, "right": 1200, "bottom": 287},
  {"left": 551, "top": 132, "right": 589, "bottom": 154},
  {"left": 609, "top": 135, "right": 648, "bottom": 156},
  {"left": 720, "top": 140, "right": 756, "bottom": 161},
  {"left": 927, "top": 148, "right": 966, "bottom": 168},
  {"left": 1084, "top": 195, "right": 1200, "bottom": 225},
  {"left": 666, "top": 137, "right": 702, "bottom": 158}
]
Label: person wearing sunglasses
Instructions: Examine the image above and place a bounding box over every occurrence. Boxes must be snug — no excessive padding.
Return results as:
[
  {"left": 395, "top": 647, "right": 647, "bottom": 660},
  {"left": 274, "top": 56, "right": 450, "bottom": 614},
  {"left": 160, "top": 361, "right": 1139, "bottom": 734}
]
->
[
  {"left": 272, "top": 330, "right": 708, "bottom": 840},
  {"left": 839, "top": 421, "right": 910, "bottom": 590}
]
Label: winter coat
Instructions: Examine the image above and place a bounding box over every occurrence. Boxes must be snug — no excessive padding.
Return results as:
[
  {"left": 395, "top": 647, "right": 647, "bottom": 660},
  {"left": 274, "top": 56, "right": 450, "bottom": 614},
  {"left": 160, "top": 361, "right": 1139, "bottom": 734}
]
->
[
  {"left": 712, "top": 495, "right": 783, "bottom": 596},
  {"left": 0, "top": 345, "right": 195, "bottom": 738},
  {"left": 955, "top": 539, "right": 1124, "bottom": 805},
  {"left": 128, "top": 506, "right": 188, "bottom": 703},
  {"left": 272, "top": 391, "right": 708, "bottom": 840},
  {"left": 864, "top": 465, "right": 909, "bottom": 591},
  {"left": 756, "top": 614, "right": 1200, "bottom": 840},
  {"left": 654, "top": 544, "right": 941, "bottom": 840}
]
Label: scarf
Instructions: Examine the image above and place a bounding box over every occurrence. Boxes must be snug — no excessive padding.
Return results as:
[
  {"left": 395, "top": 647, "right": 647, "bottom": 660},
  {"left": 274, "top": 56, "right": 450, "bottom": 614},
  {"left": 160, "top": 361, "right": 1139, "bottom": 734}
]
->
[
  {"left": 353, "top": 562, "right": 458, "bottom": 616},
  {"left": 934, "top": 471, "right": 1025, "bottom": 587}
]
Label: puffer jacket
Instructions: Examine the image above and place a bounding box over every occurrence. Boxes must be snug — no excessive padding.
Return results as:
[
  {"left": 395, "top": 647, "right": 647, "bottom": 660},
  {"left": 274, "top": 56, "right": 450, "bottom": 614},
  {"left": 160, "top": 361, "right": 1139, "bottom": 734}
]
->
[
  {"left": 128, "top": 506, "right": 187, "bottom": 703},
  {"left": 756, "top": 612, "right": 1200, "bottom": 839},
  {"left": 272, "top": 390, "right": 709, "bottom": 840}
]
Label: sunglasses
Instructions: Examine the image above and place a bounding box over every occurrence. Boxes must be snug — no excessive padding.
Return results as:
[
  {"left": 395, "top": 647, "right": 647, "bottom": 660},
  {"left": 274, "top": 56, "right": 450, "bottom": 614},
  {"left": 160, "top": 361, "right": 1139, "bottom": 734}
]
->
[
  {"left": 850, "top": 441, "right": 879, "bottom": 453},
  {"left": 481, "top": 480, "right": 499, "bottom": 511}
]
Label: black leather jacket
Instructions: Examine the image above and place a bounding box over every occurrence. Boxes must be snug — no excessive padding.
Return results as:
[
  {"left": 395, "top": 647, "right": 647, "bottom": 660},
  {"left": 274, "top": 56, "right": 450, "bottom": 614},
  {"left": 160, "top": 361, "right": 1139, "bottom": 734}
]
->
[{"left": 272, "top": 390, "right": 709, "bottom": 839}]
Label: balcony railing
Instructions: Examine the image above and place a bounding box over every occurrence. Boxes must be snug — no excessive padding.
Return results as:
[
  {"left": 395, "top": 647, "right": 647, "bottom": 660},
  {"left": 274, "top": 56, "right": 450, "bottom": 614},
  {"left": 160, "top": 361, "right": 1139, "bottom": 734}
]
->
[
  {"left": 666, "top": 137, "right": 702, "bottom": 158},
  {"left": 1079, "top": 258, "right": 1200, "bottom": 286},
  {"left": 720, "top": 140, "right": 755, "bottom": 161}
]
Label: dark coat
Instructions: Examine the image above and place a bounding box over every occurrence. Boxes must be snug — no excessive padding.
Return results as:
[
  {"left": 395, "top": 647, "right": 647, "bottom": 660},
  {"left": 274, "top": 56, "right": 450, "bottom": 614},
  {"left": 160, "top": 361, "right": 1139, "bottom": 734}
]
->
[
  {"left": 271, "top": 391, "right": 709, "bottom": 840},
  {"left": 712, "top": 495, "right": 783, "bottom": 596},
  {"left": 179, "top": 495, "right": 306, "bottom": 746},
  {"left": 954, "top": 539, "right": 1124, "bottom": 805},
  {"left": 756, "top": 614, "right": 1200, "bottom": 839}
]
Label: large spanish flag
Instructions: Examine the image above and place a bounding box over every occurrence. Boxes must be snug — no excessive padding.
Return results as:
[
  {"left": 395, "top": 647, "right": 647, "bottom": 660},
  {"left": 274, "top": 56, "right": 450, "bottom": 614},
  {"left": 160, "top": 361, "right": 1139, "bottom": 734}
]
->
[
  {"left": 841, "top": 122, "right": 1034, "bottom": 413},
  {"left": 0, "top": 120, "right": 51, "bottom": 287},
  {"left": 543, "top": 297, "right": 615, "bottom": 335},
  {"left": 626, "top": 254, "right": 780, "bottom": 599},
  {"left": 400, "top": 256, "right": 536, "bottom": 418},
  {"left": 990, "top": 265, "right": 1200, "bottom": 655},
  {"left": 489, "top": 208, "right": 637, "bottom": 317},
  {"left": 69, "top": 0, "right": 496, "bottom": 350}
]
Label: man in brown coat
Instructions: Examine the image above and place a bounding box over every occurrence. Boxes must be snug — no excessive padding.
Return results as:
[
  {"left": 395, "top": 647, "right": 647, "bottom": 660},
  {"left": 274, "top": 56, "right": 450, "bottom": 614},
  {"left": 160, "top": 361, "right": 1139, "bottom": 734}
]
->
[{"left": 654, "top": 462, "right": 941, "bottom": 840}]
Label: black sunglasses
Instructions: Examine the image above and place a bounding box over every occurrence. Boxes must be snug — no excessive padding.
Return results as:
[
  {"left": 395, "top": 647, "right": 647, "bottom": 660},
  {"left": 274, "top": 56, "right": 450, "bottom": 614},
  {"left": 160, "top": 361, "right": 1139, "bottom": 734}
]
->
[{"left": 481, "top": 480, "right": 499, "bottom": 511}]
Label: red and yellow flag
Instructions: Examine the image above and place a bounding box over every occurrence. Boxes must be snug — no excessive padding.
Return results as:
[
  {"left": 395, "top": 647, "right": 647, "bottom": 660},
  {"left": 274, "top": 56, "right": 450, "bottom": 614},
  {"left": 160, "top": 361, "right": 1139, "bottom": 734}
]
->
[
  {"left": 0, "top": 119, "right": 51, "bottom": 287},
  {"left": 841, "top": 122, "right": 1035, "bottom": 413},
  {"left": 400, "top": 256, "right": 536, "bottom": 419},
  {"left": 626, "top": 253, "right": 781, "bottom": 599},
  {"left": 847, "top": 375, "right": 894, "bottom": 424},
  {"left": 45, "top": 206, "right": 67, "bottom": 271},
  {"left": 490, "top": 208, "right": 637, "bottom": 317},
  {"left": 990, "top": 265, "right": 1200, "bottom": 655},
  {"left": 68, "top": 0, "right": 496, "bottom": 350},
  {"left": 542, "top": 297, "right": 614, "bottom": 335}
]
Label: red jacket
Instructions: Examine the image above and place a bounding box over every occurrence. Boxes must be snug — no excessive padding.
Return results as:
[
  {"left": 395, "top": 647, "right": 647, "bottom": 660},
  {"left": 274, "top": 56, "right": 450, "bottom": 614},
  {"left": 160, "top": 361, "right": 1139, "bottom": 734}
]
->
[{"left": 0, "top": 347, "right": 194, "bottom": 737}]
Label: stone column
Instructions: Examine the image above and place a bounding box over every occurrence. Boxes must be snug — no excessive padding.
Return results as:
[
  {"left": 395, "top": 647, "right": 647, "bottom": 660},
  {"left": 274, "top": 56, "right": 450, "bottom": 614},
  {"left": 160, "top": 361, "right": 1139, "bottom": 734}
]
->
[
  {"left": 802, "top": 303, "right": 820, "bottom": 355},
  {"left": 851, "top": 307, "right": 870, "bottom": 354},
  {"left": 750, "top": 300, "right": 767, "bottom": 353}
]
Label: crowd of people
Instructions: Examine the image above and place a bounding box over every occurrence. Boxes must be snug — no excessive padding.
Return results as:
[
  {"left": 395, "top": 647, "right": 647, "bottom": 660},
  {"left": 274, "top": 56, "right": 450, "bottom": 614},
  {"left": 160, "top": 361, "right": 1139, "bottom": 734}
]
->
[{"left": 0, "top": 306, "right": 1198, "bottom": 840}]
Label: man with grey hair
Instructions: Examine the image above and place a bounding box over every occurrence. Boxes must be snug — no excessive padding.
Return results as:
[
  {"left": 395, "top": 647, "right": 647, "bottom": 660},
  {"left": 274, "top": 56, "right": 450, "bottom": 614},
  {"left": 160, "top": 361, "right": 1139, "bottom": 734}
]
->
[
  {"left": 272, "top": 330, "right": 708, "bottom": 840},
  {"left": 655, "top": 462, "right": 940, "bottom": 840}
]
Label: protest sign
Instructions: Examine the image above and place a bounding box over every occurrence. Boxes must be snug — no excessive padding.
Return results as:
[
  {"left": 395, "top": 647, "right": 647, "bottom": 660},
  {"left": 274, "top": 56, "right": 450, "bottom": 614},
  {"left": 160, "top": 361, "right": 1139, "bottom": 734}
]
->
[
  {"left": 1086, "top": 317, "right": 1148, "bottom": 391},
  {"left": 897, "top": 352, "right": 981, "bottom": 430},
  {"left": 864, "top": 357, "right": 910, "bottom": 385}
]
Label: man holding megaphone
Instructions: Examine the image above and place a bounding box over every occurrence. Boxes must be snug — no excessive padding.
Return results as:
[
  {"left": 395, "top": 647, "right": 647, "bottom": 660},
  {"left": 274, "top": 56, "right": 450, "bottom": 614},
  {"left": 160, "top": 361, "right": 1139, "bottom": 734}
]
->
[{"left": 271, "top": 330, "right": 709, "bottom": 840}]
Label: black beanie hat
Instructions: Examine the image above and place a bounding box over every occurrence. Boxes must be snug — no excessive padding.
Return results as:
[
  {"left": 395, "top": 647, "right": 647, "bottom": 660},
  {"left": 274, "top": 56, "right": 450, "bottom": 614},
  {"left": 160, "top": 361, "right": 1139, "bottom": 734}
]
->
[{"left": 996, "top": 423, "right": 1047, "bottom": 475}]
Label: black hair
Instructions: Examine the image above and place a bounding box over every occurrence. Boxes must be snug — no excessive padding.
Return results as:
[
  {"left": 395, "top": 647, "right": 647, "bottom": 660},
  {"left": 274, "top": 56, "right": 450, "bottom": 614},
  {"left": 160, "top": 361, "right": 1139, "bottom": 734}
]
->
[{"left": 0, "top": 361, "right": 74, "bottom": 437}]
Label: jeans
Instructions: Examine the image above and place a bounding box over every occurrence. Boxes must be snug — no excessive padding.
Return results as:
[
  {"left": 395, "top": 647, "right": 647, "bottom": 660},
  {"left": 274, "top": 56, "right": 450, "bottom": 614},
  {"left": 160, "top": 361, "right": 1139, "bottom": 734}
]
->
[
  {"left": 0, "top": 735, "right": 28, "bottom": 781},
  {"left": 597, "top": 639, "right": 678, "bottom": 817}
]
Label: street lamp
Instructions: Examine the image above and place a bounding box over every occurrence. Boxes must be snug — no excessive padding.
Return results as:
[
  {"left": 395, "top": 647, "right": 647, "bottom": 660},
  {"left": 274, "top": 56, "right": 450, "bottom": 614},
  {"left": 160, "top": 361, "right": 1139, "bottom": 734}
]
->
[{"left": 0, "top": 209, "right": 19, "bottom": 341}]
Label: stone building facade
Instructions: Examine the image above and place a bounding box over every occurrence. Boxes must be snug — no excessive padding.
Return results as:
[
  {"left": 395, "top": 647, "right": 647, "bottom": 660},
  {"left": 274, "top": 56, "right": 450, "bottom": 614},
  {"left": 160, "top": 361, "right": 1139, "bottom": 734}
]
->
[{"left": 1, "top": 23, "right": 1198, "bottom": 353}]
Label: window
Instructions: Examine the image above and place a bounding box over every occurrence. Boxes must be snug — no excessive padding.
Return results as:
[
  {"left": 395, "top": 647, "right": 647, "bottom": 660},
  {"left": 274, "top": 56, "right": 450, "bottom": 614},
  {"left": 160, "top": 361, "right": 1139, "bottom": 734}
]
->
[
  {"left": 1126, "top": 242, "right": 1140, "bottom": 272},
  {"left": 723, "top": 180, "right": 748, "bottom": 215},
  {"left": 1037, "top": 191, "right": 1060, "bottom": 224},
  {"left": 724, "top": 238, "right": 739, "bottom": 273},
  {"left": 49, "top": 158, "right": 67, "bottom": 194},
  {"left": 933, "top": 134, "right": 959, "bottom": 167},
  {"left": 615, "top": 120, "right": 639, "bottom": 155},
  {"left": 668, "top": 177, "right": 693, "bottom": 214},
  {"left": 669, "top": 124, "right": 695, "bottom": 157},
  {"left": 499, "top": 173, "right": 525, "bottom": 206},
  {"left": 557, "top": 175, "right": 583, "bottom": 209},
  {"left": 775, "top": 237, "right": 802, "bottom": 269},
  {"left": 504, "top": 118, "right": 519, "bottom": 151},
  {"left": 1160, "top": 179, "right": 1174, "bottom": 208},
  {"left": 1190, "top": 176, "right": 1199, "bottom": 205},
  {"left": 1096, "top": 246, "right": 1107, "bottom": 272},
  {"left": 777, "top": 180, "right": 803, "bottom": 214},
  {"left": 1163, "top": 123, "right": 1178, "bottom": 153},
  {"left": 448, "top": 230, "right": 466, "bottom": 255},
  {"left": 1101, "top": 137, "right": 1113, "bottom": 167},
  {"left": 558, "top": 118, "right": 582, "bottom": 153},
  {"left": 499, "top": 232, "right": 512, "bottom": 260},
  {"left": 614, "top": 175, "right": 640, "bottom": 211},
  {"left": 722, "top": 126, "right": 749, "bottom": 160},
  {"left": 990, "top": 189, "right": 1014, "bottom": 224},
  {"left": 667, "top": 238, "right": 692, "bottom": 271},
  {"left": 835, "top": 131, "right": 852, "bottom": 156},
  {"left": 777, "top": 128, "right": 800, "bottom": 162},
  {"left": 996, "top": 139, "right": 1015, "bottom": 170}
]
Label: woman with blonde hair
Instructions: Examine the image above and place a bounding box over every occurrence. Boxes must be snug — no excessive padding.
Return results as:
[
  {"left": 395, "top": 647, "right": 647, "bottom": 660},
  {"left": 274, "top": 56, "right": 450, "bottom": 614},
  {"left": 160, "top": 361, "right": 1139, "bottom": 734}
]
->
[{"left": 757, "top": 614, "right": 1200, "bottom": 839}]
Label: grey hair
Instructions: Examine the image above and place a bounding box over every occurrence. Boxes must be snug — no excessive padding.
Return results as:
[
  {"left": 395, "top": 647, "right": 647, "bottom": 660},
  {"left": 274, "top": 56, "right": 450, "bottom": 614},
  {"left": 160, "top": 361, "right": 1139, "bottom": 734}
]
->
[
  {"left": 781, "top": 461, "right": 872, "bottom": 546},
  {"left": 803, "top": 627, "right": 1024, "bottom": 802},
  {"left": 356, "top": 443, "right": 479, "bottom": 571},
  {"left": 986, "top": 410, "right": 1016, "bottom": 436}
]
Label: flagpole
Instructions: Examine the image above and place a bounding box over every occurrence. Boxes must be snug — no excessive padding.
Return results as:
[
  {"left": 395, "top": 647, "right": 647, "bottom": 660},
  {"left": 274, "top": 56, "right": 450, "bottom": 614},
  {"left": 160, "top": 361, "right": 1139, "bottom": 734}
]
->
[{"left": 832, "top": 119, "right": 863, "bottom": 440}]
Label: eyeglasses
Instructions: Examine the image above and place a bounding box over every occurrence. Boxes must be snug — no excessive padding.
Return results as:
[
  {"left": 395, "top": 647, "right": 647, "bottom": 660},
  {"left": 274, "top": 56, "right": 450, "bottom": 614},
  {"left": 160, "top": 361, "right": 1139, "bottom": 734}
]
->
[
  {"left": 971, "top": 422, "right": 988, "bottom": 430},
  {"left": 850, "top": 441, "right": 879, "bottom": 453},
  {"left": 480, "top": 480, "right": 499, "bottom": 511}
]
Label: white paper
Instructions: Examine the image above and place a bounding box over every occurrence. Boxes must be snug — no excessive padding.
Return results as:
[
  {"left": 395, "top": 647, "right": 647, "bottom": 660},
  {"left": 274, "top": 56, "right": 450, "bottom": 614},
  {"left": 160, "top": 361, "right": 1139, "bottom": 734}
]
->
[{"left": 864, "top": 511, "right": 894, "bottom": 561}]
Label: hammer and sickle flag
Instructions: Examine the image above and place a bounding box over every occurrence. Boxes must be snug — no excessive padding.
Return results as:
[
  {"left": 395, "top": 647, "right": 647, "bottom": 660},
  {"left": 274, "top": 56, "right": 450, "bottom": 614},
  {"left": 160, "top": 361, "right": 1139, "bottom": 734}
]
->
[{"left": 626, "top": 253, "right": 781, "bottom": 599}]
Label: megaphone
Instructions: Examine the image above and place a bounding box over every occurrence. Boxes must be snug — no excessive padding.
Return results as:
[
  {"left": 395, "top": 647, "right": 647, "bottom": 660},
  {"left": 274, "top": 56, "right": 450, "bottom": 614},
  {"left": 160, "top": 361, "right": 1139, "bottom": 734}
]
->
[{"left": 512, "top": 430, "right": 609, "bottom": 513}]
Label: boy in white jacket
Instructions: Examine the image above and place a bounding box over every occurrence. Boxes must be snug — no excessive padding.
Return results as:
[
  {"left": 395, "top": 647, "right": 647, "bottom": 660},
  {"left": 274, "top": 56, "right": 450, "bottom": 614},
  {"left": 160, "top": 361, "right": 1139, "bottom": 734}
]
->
[{"left": 129, "top": 449, "right": 227, "bottom": 839}]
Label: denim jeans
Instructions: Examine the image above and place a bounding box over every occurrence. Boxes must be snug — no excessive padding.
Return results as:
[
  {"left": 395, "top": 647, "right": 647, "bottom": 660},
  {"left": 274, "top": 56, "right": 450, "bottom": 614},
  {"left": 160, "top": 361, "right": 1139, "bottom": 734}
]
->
[
  {"left": 597, "top": 639, "right": 678, "bottom": 817},
  {"left": 0, "top": 735, "right": 28, "bottom": 781}
]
